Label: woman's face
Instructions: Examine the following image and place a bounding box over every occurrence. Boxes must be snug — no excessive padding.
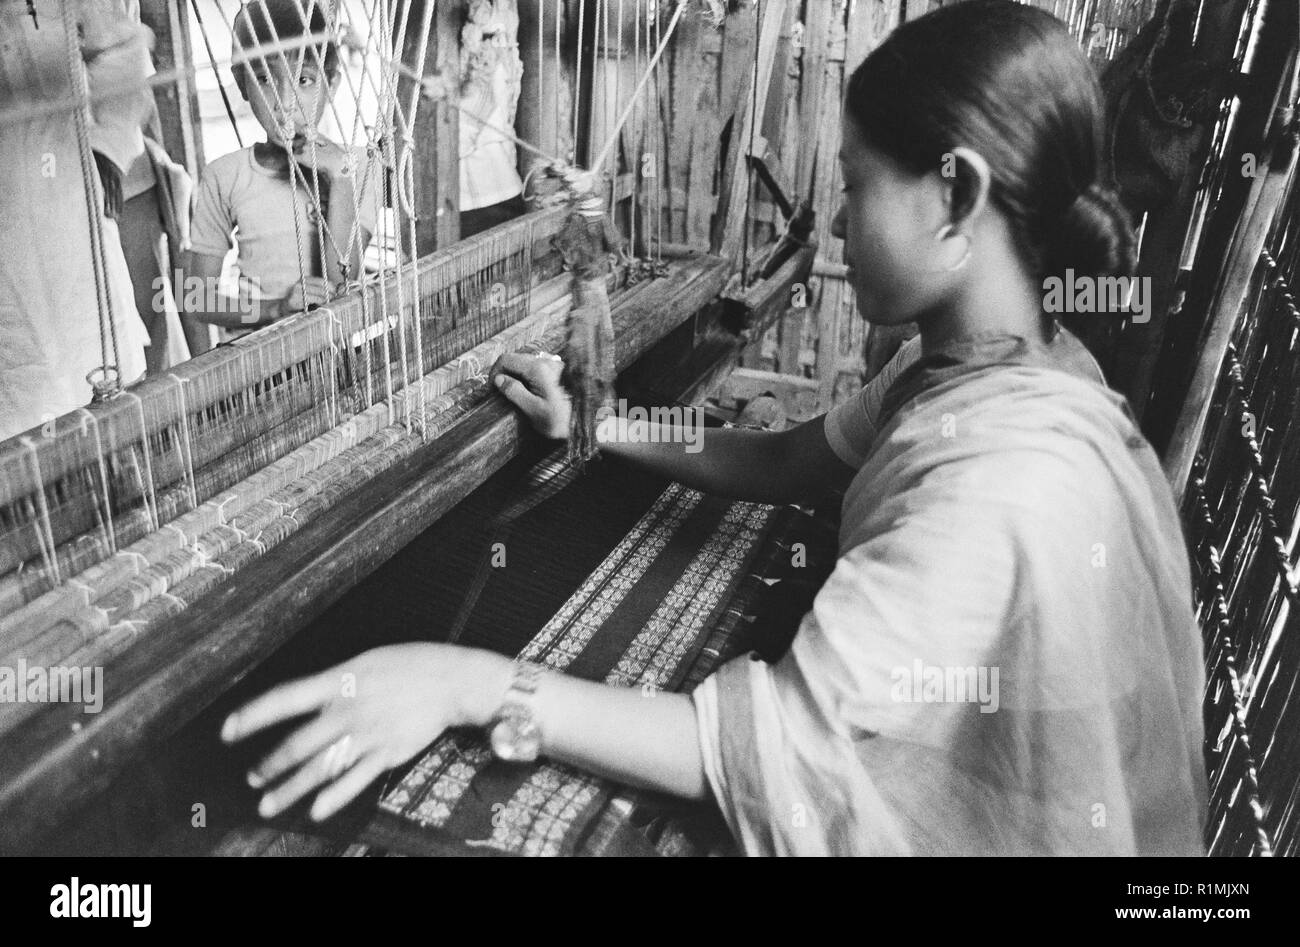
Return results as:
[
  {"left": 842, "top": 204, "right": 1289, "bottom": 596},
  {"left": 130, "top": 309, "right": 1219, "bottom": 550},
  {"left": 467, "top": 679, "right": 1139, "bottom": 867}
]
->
[{"left": 831, "top": 116, "right": 948, "bottom": 325}]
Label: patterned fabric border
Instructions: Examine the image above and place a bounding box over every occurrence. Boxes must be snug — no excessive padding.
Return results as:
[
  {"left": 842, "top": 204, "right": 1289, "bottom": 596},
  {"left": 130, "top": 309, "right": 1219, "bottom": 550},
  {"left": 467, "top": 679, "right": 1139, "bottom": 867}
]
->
[{"left": 372, "top": 481, "right": 782, "bottom": 855}]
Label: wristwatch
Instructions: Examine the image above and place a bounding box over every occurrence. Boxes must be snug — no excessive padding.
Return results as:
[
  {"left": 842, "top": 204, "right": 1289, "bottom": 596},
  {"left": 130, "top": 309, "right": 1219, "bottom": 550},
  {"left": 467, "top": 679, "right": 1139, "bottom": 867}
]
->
[{"left": 489, "top": 661, "right": 545, "bottom": 763}]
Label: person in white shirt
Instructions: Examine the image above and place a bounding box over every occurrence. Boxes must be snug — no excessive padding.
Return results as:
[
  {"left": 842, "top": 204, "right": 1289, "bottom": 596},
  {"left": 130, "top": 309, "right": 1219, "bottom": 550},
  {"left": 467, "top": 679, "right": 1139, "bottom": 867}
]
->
[{"left": 0, "top": 0, "right": 152, "bottom": 440}]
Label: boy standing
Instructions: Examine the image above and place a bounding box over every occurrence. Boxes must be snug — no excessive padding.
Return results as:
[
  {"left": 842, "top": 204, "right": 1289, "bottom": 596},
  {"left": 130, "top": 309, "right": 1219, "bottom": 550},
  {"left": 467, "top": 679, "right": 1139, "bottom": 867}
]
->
[{"left": 186, "top": 0, "right": 377, "bottom": 334}]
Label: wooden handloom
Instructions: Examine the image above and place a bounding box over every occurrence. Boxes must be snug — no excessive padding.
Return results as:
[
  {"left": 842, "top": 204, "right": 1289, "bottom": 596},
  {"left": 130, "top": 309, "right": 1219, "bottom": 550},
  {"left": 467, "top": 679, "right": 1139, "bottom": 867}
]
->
[
  {"left": 0, "top": 0, "right": 821, "bottom": 856},
  {"left": 0, "top": 201, "right": 820, "bottom": 853}
]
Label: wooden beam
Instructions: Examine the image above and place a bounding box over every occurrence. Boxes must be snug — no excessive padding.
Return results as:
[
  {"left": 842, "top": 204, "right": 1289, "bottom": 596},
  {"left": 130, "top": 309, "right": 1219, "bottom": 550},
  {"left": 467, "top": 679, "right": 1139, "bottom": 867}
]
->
[
  {"left": 666, "top": 6, "right": 707, "bottom": 244},
  {"left": 402, "top": 0, "right": 461, "bottom": 255},
  {"left": 721, "top": 367, "right": 820, "bottom": 424},
  {"left": 139, "top": 0, "right": 205, "bottom": 181},
  {"left": 685, "top": 22, "right": 725, "bottom": 246},
  {"left": 716, "top": 0, "right": 789, "bottom": 264},
  {"left": 1164, "top": 108, "right": 1300, "bottom": 499},
  {"left": 793, "top": 0, "right": 832, "bottom": 203}
]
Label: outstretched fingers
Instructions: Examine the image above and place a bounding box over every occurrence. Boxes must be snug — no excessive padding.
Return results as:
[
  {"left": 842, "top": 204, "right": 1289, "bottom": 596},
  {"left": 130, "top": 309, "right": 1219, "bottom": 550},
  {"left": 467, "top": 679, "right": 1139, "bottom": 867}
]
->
[
  {"left": 257, "top": 734, "right": 365, "bottom": 819},
  {"left": 308, "top": 755, "right": 388, "bottom": 822},
  {"left": 247, "top": 712, "right": 349, "bottom": 789},
  {"left": 221, "top": 672, "right": 337, "bottom": 744}
]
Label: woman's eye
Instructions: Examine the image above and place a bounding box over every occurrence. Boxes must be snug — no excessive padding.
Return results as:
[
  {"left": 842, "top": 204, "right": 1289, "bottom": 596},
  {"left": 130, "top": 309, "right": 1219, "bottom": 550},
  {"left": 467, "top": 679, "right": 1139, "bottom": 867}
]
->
[{"left": 299, "top": 76, "right": 317, "bottom": 87}]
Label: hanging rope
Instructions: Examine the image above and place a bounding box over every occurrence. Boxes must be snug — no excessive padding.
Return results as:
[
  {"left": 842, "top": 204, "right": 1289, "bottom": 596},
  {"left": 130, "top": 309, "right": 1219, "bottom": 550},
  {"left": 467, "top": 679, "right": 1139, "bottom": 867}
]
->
[
  {"left": 60, "top": 0, "right": 122, "bottom": 401},
  {"left": 190, "top": 0, "right": 245, "bottom": 148}
]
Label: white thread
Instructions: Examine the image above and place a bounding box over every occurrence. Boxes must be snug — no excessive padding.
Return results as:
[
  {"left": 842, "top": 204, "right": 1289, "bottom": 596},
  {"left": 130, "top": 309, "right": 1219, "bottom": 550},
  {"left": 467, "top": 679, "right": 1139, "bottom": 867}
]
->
[
  {"left": 168, "top": 374, "right": 200, "bottom": 511},
  {"left": 78, "top": 408, "right": 117, "bottom": 555},
  {"left": 19, "top": 436, "right": 61, "bottom": 587},
  {"left": 123, "top": 391, "right": 159, "bottom": 532},
  {"left": 215, "top": 493, "right": 240, "bottom": 523}
]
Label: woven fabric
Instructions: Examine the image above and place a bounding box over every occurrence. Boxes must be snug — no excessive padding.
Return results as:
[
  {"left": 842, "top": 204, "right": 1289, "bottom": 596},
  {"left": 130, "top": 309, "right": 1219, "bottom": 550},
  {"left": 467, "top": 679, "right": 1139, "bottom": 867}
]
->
[{"left": 352, "top": 452, "right": 822, "bottom": 856}]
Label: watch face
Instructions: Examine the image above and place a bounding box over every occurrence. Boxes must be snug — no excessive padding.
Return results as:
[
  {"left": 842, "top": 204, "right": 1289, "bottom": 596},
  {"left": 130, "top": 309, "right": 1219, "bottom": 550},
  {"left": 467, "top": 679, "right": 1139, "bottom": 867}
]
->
[{"left": 491, "top": 715, "right": 542, "bottom": 763}]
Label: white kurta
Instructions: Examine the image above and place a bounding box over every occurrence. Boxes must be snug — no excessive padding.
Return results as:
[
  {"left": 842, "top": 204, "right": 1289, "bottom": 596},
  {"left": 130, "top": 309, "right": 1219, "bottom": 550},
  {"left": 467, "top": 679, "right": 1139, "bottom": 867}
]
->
[
  {"left": 0, "top": 0, "right": 151, "bottom": 441},
  {"left": 692, "top": 335, "right": 1207, "bottom": 855}
]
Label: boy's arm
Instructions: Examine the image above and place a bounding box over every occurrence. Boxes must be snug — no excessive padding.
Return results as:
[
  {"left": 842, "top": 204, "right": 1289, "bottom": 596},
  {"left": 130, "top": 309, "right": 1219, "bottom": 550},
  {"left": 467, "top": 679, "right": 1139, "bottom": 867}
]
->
[{"left": 181, "top": 250, "right": 282, "bottom": 327}]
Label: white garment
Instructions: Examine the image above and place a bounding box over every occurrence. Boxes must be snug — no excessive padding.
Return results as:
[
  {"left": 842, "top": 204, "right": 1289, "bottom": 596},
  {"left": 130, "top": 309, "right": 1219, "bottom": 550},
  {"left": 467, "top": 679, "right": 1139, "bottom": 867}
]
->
[
  {"left": 693, "top": 343, "right": 1207, "bottom": 855},
  {"left": 0, "top": 0, "right": 151, "bottom": 441},
  {"left": 458, "top": 0, "right": 524, "bottom": 210},
  {"left": 190, "top": 145, "right": 380, "bottom": 304}
]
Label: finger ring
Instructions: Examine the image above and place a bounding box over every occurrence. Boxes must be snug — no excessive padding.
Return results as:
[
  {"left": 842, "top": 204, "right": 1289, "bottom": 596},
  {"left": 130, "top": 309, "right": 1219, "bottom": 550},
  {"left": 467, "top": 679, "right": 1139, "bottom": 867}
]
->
[{"left": 322, "top": 735, "right": 356, "bottom": 778}]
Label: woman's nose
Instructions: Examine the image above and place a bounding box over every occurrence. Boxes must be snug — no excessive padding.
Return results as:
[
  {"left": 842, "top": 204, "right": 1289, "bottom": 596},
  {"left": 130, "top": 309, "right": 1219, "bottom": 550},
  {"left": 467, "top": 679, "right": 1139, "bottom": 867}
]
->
[{"left": 830, "top": 203, "right": 847, "bottom": 241}]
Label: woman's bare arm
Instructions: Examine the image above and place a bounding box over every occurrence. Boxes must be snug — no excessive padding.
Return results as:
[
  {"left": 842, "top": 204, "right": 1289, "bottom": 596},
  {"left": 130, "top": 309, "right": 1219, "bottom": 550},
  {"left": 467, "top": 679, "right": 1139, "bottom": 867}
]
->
[
  {"left": 492, "top": 352, "right": 856, "bottom": 505},
  {"left": 222, "top": 644, "right": 706, "bottom": 822}
]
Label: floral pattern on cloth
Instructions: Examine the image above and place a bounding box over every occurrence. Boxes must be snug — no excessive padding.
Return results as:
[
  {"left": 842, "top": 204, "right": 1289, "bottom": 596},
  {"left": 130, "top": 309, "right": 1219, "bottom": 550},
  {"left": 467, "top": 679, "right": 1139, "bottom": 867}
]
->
[{"left": 371, "top": 481, "right": 796, "bottom": 856}]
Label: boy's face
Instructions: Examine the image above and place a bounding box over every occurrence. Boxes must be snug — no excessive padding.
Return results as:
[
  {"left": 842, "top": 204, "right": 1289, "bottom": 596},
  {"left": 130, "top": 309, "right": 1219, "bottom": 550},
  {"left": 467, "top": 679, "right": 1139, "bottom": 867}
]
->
[{"left": 243, "top": 52, "right": 330, "bottom": 146}]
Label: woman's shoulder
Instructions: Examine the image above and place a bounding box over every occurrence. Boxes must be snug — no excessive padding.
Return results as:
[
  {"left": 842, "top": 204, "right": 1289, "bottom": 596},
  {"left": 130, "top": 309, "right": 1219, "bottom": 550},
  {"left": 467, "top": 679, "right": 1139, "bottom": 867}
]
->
[{"left": 876, "top": 363, "right": 1146, "bottom": 496}]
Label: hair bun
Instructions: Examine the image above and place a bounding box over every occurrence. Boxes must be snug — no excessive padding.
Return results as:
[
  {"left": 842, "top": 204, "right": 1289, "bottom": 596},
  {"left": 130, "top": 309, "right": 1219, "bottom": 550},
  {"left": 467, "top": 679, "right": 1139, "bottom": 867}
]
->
[{"left": 1048, "top": 182, "right": 1137, "bottom": 280}]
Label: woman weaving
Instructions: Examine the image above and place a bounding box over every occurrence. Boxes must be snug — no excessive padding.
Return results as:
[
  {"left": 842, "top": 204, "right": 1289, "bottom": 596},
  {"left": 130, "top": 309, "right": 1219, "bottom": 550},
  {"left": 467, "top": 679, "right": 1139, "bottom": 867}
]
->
[{"left": 222, "top": 1, "right": 1207, "bottom": 855}]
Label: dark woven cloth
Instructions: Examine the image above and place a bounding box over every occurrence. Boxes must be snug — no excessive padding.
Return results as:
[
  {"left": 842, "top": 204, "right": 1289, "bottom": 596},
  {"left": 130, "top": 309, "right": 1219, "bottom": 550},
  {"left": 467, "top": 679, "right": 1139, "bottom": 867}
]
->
[{"left": 343, "top": 447, "right": 832, "bottom": 856}]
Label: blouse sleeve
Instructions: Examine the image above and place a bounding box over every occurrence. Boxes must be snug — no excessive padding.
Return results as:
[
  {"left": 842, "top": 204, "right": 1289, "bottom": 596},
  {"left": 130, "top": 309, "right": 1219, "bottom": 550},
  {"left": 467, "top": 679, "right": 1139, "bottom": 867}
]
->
[{"left": 822, "top": 335, "right": 922, "bottom": 468}]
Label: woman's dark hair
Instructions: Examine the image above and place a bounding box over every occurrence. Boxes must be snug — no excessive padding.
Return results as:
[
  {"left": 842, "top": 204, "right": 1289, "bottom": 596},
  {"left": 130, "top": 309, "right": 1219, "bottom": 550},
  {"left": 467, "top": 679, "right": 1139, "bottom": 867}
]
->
[
  {"left": 232, "top": 0, "right": 339, "bottom": 98},
  {"left": 845, "top": 0, "right": 1135, "bottom": 282}
]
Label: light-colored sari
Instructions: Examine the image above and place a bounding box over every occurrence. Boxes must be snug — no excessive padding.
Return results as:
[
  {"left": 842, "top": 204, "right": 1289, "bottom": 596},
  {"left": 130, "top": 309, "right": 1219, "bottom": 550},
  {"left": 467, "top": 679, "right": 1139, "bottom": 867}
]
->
[{"left": 693, "top": 352, "right": 1207, "bottom": 855}]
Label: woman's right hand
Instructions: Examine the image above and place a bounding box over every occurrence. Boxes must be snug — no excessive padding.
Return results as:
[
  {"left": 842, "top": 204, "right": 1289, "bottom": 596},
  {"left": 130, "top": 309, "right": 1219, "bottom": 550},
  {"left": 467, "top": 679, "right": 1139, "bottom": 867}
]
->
[{"left": 492, "top": 351, "right": 571, "bottom": 440}]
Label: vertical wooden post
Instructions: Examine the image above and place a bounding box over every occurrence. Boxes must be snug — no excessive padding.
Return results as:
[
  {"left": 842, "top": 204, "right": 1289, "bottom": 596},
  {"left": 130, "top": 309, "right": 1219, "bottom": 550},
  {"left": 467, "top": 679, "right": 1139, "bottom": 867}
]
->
[
  {"left": 516, "top": 1, "right": 574, "bottom": 180},
  {"left": 714, "top": 0, "right": 788, "bottom": 264},
  {"left": 684, "top": 21, "right": 723, "bottom": 247},
  {"left": 139, "top": 0, "right": 205, "bottom": 181},
  {"left": 402, "top": 0, "right": 460, "bottom": 255},
  {"left": 793, "top": 0, "right": 830, "bottom": 203}
]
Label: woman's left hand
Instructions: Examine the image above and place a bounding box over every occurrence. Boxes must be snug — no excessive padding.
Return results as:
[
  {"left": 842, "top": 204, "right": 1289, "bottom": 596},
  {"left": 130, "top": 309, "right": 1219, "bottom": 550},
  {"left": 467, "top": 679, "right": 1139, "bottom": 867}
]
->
[{"left": 220, "top": 643, "right": 509, "bottom": 822}]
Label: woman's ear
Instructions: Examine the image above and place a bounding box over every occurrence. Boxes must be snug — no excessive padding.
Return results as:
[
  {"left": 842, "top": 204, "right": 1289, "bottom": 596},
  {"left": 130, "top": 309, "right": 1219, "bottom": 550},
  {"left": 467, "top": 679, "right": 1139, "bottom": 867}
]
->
[{"left": 944, "top": 146, "right": 992, "bottom": 229}]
